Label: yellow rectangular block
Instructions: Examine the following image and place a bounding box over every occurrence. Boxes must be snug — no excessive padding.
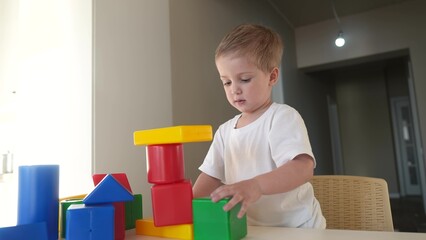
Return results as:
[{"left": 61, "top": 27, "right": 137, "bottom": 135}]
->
[
  {"left": 134, "top": 125, "right": 212, "bottom": 145},
  {"left": 135, "top": 218, "right": 193, "bottom": 240},
  {"left": 59, "top": 194, "right": 87, "bottom": 202}
]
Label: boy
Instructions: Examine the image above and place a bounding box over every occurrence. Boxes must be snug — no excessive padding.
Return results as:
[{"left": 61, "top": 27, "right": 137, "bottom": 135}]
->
[{"left": 192, "top": 24, "right": 326, "bottom": 228}]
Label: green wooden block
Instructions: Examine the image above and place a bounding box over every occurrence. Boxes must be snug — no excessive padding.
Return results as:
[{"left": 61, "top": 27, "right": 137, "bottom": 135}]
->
[
  {"left": 125, "top": 194, "right": 143, "bottom": 229},
  {"left": 193, "top": 198, "right": 247, "bottom": 240},
  {"left": 60, "top": 199, "right": 84, "bottom": 238}
]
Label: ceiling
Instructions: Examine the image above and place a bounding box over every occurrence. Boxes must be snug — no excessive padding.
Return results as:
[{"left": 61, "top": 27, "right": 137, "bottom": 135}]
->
[{"left": 268, "top": 0, "right": 414, "bottom": 28}]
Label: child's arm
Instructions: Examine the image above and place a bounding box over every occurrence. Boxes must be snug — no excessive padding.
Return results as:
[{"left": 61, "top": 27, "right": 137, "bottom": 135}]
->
[
  {"left": 193, "top": 172, "right": 223, "bottom": 198},
  {"left": 210, "top": 154, "right": 314, "bottom": 218}
]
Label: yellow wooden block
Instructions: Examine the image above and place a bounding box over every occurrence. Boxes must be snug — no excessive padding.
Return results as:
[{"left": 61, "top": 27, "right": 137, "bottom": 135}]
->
[
  {"left": 135, "top": 218, "right": 193, "bottom": 240},
  {"left": 59, "top": 194, "right": 87, "bottom": 202},
  {"left": 134, "top": 125, "right": 212, "bottom": 145}
]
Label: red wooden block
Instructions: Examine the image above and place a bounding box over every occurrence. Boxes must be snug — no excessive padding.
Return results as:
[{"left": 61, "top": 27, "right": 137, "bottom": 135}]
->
[
  {"left": 93, "top": 173, "right": 132, "bottom": 192},
  {"left": 151, "top": 180, "right": 193, "bottom": 227},
  {"left": 146, "top": 144, "right": 184, "bottom": 184},
  {"left": 113, "top": 202, "right": 125, "bottom": 240}
]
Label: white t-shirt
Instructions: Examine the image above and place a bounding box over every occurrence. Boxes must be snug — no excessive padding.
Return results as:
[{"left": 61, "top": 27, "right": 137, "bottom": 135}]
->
[{"left": 199, "top": 103, "right": 326, "bottom": 228}]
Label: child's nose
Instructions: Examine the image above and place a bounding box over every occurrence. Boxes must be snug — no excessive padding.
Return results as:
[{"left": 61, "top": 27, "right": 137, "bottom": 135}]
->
[{"left": 231, "top": 85, "right": 241, "bottom": 94}]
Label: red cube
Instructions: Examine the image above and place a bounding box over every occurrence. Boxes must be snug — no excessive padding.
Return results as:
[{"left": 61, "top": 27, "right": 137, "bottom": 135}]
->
[
  {"left": 151, "top": 180, "right": 193, "bottom": 226},
  {"left": 146, "top": 144, "right": 184, "bottom": 184}
]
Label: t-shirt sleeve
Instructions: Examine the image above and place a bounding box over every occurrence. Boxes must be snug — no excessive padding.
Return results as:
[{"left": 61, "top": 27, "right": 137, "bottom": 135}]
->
[
  {"left": 198, "top": 126, "right": 226, "bottom": 182},
  {"left": 269, "top": 106, "right": 315, "bottom": 167}
]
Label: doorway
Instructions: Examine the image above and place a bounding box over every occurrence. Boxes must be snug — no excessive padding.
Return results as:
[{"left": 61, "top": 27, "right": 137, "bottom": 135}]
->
[
  {"left": 307, "top": 53, "right": 426, "bottom": 231},
  {"left": 310, "top": 56, "right": 422, "bottom": 196}
]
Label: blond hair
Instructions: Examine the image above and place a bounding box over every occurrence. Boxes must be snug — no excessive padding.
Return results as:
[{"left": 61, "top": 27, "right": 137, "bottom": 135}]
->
[{"left": 215, "top": 24, "right": 283, "bottom": 73}]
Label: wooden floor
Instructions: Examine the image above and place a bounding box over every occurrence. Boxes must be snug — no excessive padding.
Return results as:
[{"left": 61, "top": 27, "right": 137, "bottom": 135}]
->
[{"left": 391, "top": 196, "right": 426, "bottom": 232}]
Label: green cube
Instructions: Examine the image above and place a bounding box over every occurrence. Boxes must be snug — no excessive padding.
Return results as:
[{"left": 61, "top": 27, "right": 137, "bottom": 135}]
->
[
  {"left": 60, "top": 199, "right": 84, "bottom": 238},
  {"left": 125, "top": 193, "right": 143, "bottom": 229},
  {"left": 193, "top": 197, "right": 247, "bottom": 240}
]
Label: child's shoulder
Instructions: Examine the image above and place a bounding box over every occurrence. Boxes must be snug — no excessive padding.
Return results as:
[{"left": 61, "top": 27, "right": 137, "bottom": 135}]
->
[
  {"left": 270, "top": 102, "right": 299, "bottom": 115},
  {"left": 269, "top": 103, "right": 303, "bottom": 122}
]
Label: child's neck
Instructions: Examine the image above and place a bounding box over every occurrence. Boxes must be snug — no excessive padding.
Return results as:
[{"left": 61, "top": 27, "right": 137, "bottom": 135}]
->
[{"left": 235, "top": 101, "right": 273, "bottom": 128}]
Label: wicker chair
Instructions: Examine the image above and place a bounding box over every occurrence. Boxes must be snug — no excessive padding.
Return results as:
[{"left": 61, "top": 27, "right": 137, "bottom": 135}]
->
[{"left": 310, "top": 175, "right": 394, "bottom": 232}]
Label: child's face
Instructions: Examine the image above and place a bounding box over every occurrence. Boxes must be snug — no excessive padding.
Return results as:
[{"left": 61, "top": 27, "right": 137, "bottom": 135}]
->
[{"left": 216, "top": 54, "right": 278, "bottom": 115}]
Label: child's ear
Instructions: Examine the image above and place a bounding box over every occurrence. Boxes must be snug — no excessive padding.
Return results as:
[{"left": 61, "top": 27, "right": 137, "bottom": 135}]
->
[{"left": 269, "top": 67, "right": 279, "bottom": 86}]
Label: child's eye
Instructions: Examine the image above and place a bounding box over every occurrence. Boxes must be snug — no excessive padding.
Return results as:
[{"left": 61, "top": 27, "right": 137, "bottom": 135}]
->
[
  {"left": 241, "top": 78, "right": 251, "bottom": 83},
  {"left": 223, "top": 81, "right": 231, "bottom": 86}
]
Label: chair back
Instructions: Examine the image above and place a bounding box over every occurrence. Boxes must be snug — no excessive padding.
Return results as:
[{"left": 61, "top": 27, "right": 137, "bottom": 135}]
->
[{"left": 310, "top": 175, "right": 394, "bottom": 231}]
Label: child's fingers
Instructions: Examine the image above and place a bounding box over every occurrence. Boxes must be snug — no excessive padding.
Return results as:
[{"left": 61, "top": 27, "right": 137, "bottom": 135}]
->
[
  {"left": 210, "top": 185, "right": 232, "bottom": 202},
  {"left": 237, "top": 202, "right": 248, "bottom": 218},
  {"left": 223, "top": 194, "right": 242, "bottom": 211},
  {"left": 210, "top": 181, "right": 254, "bottom": 218}
]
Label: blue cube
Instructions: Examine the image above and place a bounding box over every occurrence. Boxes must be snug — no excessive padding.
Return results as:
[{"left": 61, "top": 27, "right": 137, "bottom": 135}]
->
[{"left": 66, "top": 204, "right": 114, "bottom": 240}]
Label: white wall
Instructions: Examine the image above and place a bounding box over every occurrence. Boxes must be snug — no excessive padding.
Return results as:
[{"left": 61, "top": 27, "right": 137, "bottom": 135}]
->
[
  {"left": 0, "top": 0, "right": 92, "bottom": 227},
  {"left": 295, "top": 0, "right": 426, "bottom": 172},
  {"left": 93, "top": 0, "right": 172, "bottom": 217},
  {"left": 13, "top": 0, "right": 93, "bottom": 196}
]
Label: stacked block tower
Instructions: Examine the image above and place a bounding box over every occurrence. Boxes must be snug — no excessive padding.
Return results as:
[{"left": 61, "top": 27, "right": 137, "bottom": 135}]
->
[
  {"left": 0, "top": 168, "right": 141, "bottom": 240},
  {"left": 134, "top": 125, "right": 247, "bottom": 240},
  {"left": 66, "top": 174, "right": 134, "bottom": 240},
  {"left": 134, "top": 125, "right": 212, "bottom": 228},
  {"left": 59, "top": 173, "right": 143, "bottom": 239}
]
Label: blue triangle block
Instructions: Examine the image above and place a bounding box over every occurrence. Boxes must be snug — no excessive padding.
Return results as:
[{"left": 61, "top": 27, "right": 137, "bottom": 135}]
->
[{"left": 83, "top": 174, "right": 134, "bottom": 205}]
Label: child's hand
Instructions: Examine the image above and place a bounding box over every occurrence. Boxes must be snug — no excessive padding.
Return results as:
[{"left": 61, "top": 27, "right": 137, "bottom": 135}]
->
[{"left": 210, "top": 178, "right": 262, "bottom": 218}]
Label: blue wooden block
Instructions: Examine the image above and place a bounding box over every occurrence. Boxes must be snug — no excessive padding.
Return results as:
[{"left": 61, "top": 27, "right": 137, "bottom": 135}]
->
[
  {"left": 0, "top": 222, "right": 48, "bottom": 240},
  {"left": 17, "top": 165, "right": 59, "bottom": 240},
  {"left": 66, "top": 204, "right": 114, "bottom": 240},
  {"left": 83, "top": 174, "right": 134, "bottom": 205},
  {"left": 60, "top": 199, "right": 84, "bottom": 238}
]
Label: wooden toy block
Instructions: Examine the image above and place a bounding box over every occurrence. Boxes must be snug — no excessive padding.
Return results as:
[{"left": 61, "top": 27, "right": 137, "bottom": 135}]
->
[
  {"left": 83, "top": 174, "right": 134, "bottom": 205},
  {"left": 59, "top": 194, "right": 87, "bottom": 202},
  {"left": 0, "top": 222, "right": 48, "bottom": 240},
  {"left": 66, "top": 204, "right": 114, "bottom": 240},
  {"left": 192, "top": 198, "right": 247, "bottom": 240},
  {"left": 58, "top": 194, "right": 86, "bottom": 237},
  {"left": 134, "top": 125, "right": 212, "bottom": 145},
  {"left": 60, "top": 199, "right": 84, "bottom": 238},
  {"left": 125, "top": 194, "right": 143, "bottom": 230},
  {"left": 135, "top": 218, "right": 193, "bottom": 240},
  {"left": 151, "top": 180, "right": 193, "bottom": 226},
  {"left": 146, "top": 143, "right": 184, "bottom": 184},
  {"left": 113, "top": 202, "right": 126, "bottom": 240},
  {"left": 18, "top": 165, "right": 59, "bottom": 240},
  {"left": 93, "top": 173, "right": 132, "bottom": 192},
  {"left": 91, "top": 173, "right": 133, "bottom": 240}
]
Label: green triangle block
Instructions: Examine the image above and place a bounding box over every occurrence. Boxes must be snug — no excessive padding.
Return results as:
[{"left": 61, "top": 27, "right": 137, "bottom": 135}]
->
[{"left": 83, "top": 174, "right": 134, "bottom": 205}]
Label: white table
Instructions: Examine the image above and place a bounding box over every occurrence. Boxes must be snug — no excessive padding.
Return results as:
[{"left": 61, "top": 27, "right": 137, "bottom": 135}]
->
[{"left": 125, "top": 226, "right": 426, "bottom": 240}]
